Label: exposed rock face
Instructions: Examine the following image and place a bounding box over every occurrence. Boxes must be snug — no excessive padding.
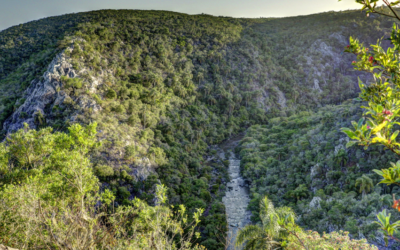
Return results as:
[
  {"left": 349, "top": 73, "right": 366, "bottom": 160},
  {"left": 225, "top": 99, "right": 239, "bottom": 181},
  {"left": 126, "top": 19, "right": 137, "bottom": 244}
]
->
[
  {"left": 222, "top": 151, "right": 252, "bottom": 250},
  {"left": 2, "top": 47, "right": 101, "bottom": 135},
  {"left": 3, "top": 50, "right": 75, "bottom": 134}
]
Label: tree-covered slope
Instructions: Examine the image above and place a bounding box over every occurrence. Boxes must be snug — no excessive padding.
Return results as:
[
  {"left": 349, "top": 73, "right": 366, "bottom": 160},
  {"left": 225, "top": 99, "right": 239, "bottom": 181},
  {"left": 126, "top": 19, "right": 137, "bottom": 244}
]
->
[
  {"left": 1, "top": 9, "right": 396, "bottom": 132},
  {"left": 0, "top": 11, "right": 110, "bottom": 125},
  {"left": 0, "top": 9, "right": 398, "bottom": 249},
  {"left": 238, "top": 100, "right": 400, "bottom": 248}
]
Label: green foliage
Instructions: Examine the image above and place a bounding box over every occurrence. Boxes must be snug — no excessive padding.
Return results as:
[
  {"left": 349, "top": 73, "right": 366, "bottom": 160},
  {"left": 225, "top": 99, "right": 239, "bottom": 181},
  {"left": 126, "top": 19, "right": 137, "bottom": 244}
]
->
[
  {"left": 94, "top": 164, "right": 114, "bottom": 180},
  {"left": 239, "top": 102, "right": 399, "bottom": 244},
  {"left": 355, "top": 174, "right": 374, "bottom": 197},
  {"left": 61, "top": 75, "right": 84, "bottom": 89},
  {"left": 1, "top": 8, "right": 398, "bottom": 249},
  {"left": 0, "top": 12, "right": 101, "bottom": 128},
  {"left": 236, "top": 197, "right": 377, "bottom": 249},
  {"left": 236, "top": 196, "right": 295, "bottom": 250},
  {"left": 0, "top": 124, "right": 205, "bottom": 250},
  {"left": 45, "top": 11, "right": 261, "bottom": 248},
  {"left": 341, "top": 1, "right": 400, "bottom": 246},
  {"left": 285, "top": 230, "right": 377, "bottom": 250},
  {"left": 105, "top": 88, "right": 117, "bottom": 99},
  {"left": 374, "top": 160, "right": 400, "bottom": 185}
]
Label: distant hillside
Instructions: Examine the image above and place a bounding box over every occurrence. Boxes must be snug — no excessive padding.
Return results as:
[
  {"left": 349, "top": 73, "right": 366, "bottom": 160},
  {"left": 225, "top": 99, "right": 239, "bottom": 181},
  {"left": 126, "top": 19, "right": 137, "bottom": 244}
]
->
[
  {"left": 238, "top": 101, "right": 399, "bottom": 248},
  {"left": 0, "top": 9, "right": 397, "bottom": 249},
  {"left": 0, "top": 10, "right": 394, "bottom": 130}
]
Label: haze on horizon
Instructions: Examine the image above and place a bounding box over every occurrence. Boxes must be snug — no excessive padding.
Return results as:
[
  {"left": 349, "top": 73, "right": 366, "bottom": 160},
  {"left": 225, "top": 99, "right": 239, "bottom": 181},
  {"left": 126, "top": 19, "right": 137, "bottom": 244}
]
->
[{"left": 1, "top": 0, "right": 361, "bottom": 31}]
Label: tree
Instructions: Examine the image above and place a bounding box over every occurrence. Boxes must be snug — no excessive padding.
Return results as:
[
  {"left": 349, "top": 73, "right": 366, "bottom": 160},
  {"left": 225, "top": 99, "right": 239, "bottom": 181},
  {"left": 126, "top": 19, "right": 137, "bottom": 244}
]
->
[
  {"left": 340, "top": 0, "right": 400, "bottom": 245},
  {"left": 0, "top": 123, "right": 205, "bottom": 250},
  {"left": 106, "top": 88, "right": 117, "bottom": 99},
  {"left": 235, "top": 196, "right": 296, "bottom": 250},
  {"left": 355, "top": 174, "right": 374, "bottom": 198},
  {"left": 289, "top": 184, "right": 309, "bottom": 201},
  {"left": 285, "top": 230, "right": 377, "bottom": 250},
  {"left": 235, "top": 196, "right": 376, "bottom": 249},
  {"left": 334, "top": 148, "right": 348, "bottom": 168}
]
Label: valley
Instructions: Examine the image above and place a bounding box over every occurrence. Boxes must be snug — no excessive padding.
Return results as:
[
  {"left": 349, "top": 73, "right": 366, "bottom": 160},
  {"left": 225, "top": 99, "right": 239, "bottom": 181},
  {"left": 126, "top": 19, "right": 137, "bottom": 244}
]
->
[{"left": 0, "top": 7, "right": 399, "bottom": 250}]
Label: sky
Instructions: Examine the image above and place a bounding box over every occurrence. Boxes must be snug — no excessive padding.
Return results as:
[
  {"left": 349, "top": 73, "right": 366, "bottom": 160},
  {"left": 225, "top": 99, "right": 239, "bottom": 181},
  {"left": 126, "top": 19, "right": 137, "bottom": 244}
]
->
[{"left": 0, "top": 0, "right": 361, "bottom": 31}]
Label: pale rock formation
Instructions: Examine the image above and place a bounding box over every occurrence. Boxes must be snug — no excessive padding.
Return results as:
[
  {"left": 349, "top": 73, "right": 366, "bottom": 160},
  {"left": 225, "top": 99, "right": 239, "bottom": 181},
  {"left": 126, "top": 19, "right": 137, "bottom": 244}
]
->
[{"left": 3, "top": 48, "right": 101, "bottom": 135}]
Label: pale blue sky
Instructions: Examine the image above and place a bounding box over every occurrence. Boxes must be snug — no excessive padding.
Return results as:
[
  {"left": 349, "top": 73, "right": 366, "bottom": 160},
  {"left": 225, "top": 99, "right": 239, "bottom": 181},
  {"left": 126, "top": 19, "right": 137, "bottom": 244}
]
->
[{"left": 1, "top": 0, "right": 361, "bottom": 31}]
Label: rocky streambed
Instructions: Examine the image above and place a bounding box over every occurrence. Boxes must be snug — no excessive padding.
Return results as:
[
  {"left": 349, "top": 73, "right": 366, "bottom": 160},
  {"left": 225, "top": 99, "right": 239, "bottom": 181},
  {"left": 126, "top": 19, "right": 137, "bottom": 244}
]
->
[{"left": 221, "top": 136, "right": 251, "bottom": 250}]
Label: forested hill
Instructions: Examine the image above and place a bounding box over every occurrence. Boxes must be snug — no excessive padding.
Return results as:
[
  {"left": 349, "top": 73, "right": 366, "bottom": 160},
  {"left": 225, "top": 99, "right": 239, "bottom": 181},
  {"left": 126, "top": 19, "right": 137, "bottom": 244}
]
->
[
  {"left": 0, "top": 9, "right": 396, "bottom": 249},
  {"left": 0, "top": 9, "right": 394, "bottom": 129}
]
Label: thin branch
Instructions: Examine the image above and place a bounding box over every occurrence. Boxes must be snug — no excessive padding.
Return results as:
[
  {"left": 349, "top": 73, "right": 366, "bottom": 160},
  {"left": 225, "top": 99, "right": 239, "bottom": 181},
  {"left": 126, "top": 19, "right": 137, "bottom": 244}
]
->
[
  {"left": 215, "top": 225, "right": 234, "bottom": 250},
  {"left": 388, "top": 233, "right": 400, "bottom": 243},
  {"left": 35, "top": 201, "right": 52, "bottom": 250},
  {"left": 90, "top": 209, "right": 138, "bottom": 248},
  {"left": 360, "top": 0, "right": 400, "bottom": 20},
  {"left": 371, "top": 10, "right": 397, "bottom": 19},
  {"left": 281, "top": 224, "right": 309, "bottom": 250},
  {"left": 383, "top": 0, "right": 400, "bottom": 21},
  {"left": 37, "top": 199, "right": 73, "bottom": 250}
]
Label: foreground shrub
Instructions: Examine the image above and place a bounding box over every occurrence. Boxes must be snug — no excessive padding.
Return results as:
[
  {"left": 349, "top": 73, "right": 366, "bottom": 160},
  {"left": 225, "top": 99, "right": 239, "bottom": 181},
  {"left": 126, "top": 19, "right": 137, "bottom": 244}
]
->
[
  {"left": 0, "top": 124, "right": 204, "bottom": 250},
  {"left": 286, "top": 230, "right": 377, "bottom": 250}
]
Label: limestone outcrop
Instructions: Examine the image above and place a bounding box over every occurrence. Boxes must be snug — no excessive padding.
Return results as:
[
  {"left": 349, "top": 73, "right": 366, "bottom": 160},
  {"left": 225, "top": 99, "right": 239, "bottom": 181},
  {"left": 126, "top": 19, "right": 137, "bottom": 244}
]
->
[
  {"left": 2, "top": 47, "right": 100, "bottom": 135},
  {"left": 3, "top": 50, "right": 75, "bottom": 134}
]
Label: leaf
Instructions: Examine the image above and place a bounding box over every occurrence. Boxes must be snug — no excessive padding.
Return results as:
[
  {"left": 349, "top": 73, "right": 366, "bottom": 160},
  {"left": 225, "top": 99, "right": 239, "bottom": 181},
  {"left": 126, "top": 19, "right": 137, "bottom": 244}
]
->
[
  {"left": 377, "top": 211, "right": 386, "bottom": 225},
  {"left": 351, "top": 121, "right": 358, "bottom": 129},
  {"left": 341, "top": 128, "right": 359, "bottom": 140},
  {"left": 346, "top": 140, "right": 357, "bottom": 148},
  {"left": 391, "top": 130, "right": 399, "bottom": 141},
  {"left": 376, "top": 104, "right": 384, "bottom": 113},
  {"left": 357, "top": 117, "right": 365, "bottom": 129},
  {"left": 390, "top": 1, "right": 400, "bottom": 6},
  {"left": 372, "top": 121, "right": 387, "bottom": 134},
  {"left": 371, "top": 137, "right": 387, "bottom": 144},
  {"left": 373, "top": 169, "right": 384, "bottom": 176}
]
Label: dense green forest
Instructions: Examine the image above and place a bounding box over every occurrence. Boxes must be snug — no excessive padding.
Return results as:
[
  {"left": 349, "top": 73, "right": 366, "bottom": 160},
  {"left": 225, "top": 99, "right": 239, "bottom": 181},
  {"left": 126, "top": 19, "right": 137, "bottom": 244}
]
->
[
  {"left": 238, "top": 100, "right": 400, "bottom": 248},
  {"left": 0, "top": 7, "right": 399, "bottom": 249}
]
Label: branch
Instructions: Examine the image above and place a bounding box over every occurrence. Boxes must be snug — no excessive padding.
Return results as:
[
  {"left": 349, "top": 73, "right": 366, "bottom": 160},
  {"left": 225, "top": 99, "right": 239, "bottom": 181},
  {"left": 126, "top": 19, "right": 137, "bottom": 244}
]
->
[
  {"left": 383, "top": 0, "right": 400, "bottom": 22},
  {"left": 389, "top": 234, "right": 400, "bottom": 243},
  {"left": 281, "top": 224, "right": 309, "bottom": 250},
  {"left": 37, "top": 200, "right": 73, "bottom": 250},
  {"left": 35, "top": 201, "right": 52, "bottom": 250},
  {"left": 215, "top": 225, "right": 233, "bottom": 250},
  {"left": 371, "top": 9, "right": 397, "bottom": 19},
  {"left": 359, "top": 0, "right": 400, "bottom": 20},
  {"left": 90, "top": 208, "right": 138, "bottom": 248}
]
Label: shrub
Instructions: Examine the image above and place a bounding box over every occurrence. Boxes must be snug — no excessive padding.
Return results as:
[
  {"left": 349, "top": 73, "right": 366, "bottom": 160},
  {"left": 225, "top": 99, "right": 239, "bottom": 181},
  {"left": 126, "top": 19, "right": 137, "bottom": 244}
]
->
[
  {"left": 286, "top": 230, "right": 377, "bottom": 250},
  {"left": 106, "top": 89, "right": 117, "bottom": 99},
  {"left": 94, "top": 164, "right": 114, "bottom": 179}
]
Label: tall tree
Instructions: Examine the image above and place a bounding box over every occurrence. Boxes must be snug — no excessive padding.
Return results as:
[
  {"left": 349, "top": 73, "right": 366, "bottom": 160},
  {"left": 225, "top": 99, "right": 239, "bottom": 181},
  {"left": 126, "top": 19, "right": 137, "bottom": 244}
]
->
[
  {"left": 355, "top": 174, "right": 374, "bottom": 198},
  {"left": 235, "top": 196, "right": 295, "bottom": 250}
]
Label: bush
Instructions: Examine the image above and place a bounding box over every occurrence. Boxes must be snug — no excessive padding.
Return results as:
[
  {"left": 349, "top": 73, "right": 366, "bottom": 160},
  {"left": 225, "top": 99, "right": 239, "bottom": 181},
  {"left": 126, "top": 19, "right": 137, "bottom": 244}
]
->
[
  {"left": 286, "top": 230, "right": 377, "bottom": 250},
  {"left": 94, "top": 164, "right": 114, "bottom": 179},
  {"left": 106, "top": 89, "right": 117, "bottom": 99}
]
